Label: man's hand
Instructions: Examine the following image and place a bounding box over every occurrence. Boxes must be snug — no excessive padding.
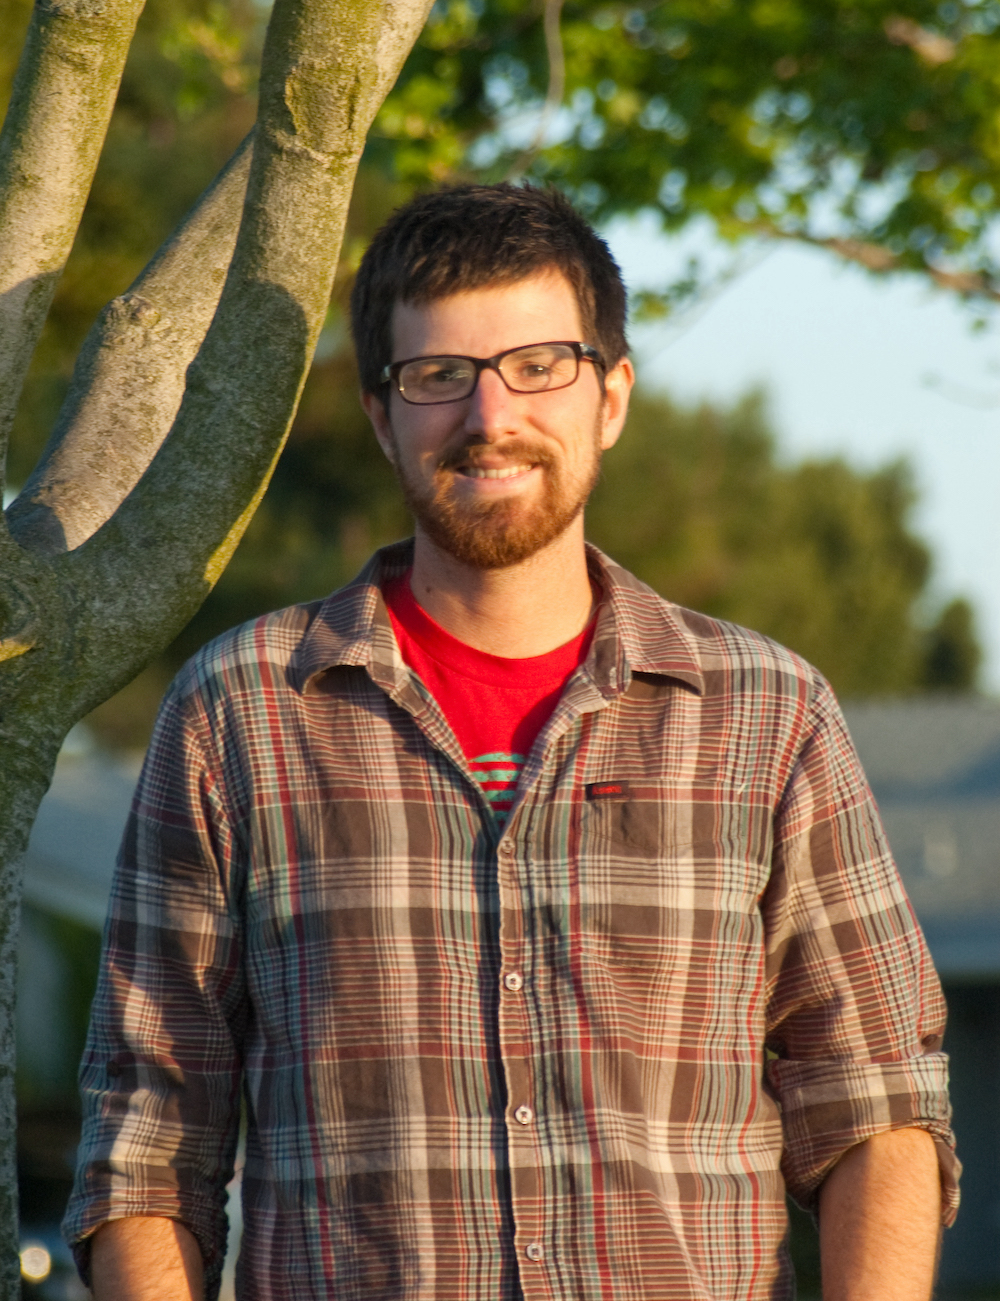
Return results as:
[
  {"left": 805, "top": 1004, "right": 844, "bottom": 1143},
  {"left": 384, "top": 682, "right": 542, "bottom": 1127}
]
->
[
  {"left": 91, "top": 1216, "right": 204, "bottom": 1300},
  {"left": 819, "top": 1127, "right": 941, "bottom": 1301}
]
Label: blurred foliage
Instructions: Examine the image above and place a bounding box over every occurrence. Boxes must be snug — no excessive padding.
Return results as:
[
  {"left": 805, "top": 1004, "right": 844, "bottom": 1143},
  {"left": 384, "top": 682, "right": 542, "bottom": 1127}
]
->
[
  {"left": 786, "top": 1200, "right": 821, "bottom": 1297},
  {"left": 7, "top": 0, "right": 1000, "bottom": 461},
  {"left": 373, "top": 0, "right": 1000, "bottom": 309},
  {"left": 921, "top": 594, "right": 982, "bottom": 687},
  {"left": 6, "top": 0, "right": 1000, "bottom": 451},
  {"left": 16, "top": 908, "right": 101, "bottom": 1238},
  {"left": 16, "top": 906, "right": 101, "bottom": 1107}
]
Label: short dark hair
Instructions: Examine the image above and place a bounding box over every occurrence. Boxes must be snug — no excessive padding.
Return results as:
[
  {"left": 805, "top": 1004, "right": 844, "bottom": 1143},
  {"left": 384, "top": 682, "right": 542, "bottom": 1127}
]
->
[{"left": 349, "top": 183, "right": 628, "bottom": 397}]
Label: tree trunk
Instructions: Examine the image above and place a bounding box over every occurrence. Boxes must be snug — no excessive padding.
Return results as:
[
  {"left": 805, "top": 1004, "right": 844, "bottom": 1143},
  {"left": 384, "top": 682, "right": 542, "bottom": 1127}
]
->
[{"left": 0, "top": 0, "right": 434, "bottom": 1287}]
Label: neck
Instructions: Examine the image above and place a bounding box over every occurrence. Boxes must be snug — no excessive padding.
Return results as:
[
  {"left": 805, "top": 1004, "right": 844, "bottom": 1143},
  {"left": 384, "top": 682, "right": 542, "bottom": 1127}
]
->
[{"left": 407, "top": 518, "right": 596, "bottom": 657}]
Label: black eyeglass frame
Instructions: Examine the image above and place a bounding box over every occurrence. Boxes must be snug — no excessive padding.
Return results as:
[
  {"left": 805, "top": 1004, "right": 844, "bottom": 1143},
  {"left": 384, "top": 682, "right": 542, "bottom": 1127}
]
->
[{"left": 379, "top": 340, "right": 606, "bottom": 405}]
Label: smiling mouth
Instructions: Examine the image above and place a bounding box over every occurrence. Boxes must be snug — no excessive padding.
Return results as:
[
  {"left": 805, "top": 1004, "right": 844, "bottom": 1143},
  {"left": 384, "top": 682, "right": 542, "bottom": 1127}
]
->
[{"left": 457, "top": 464, "right": 534, "bottom": 480}]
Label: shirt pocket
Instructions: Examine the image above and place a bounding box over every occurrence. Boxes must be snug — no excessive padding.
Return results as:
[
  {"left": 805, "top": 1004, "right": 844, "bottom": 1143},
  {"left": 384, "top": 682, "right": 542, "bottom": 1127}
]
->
[
  {"left": 580, "top": 783, "right": 772, "bottom": 887},
  {"left": 581, "top": 792, "right": 691, "bottom": 860}
]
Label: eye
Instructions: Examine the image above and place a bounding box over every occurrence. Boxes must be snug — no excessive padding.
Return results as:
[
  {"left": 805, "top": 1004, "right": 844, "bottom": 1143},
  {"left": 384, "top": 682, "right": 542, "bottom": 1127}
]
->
[
  {"left": 502, "top": 345, "right": 576, "bottom": 389},
  {"left": 400, "top": 358, "right": 474, "bottom": 392},
  {"left": 510, "top": 353, "right": 552, "bottom": 375},
  {"left": 428, "top": 364, "right": 469, "bottom": 384}
]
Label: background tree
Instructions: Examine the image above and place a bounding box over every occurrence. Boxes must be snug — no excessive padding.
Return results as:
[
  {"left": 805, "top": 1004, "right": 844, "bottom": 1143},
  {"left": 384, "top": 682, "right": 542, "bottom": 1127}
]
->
[
  {"left": 5, "top": 0, "right": 988, "bottom": 744},
  {"left": 377, "top": 0, "right": 1000, "bottom": 306}
]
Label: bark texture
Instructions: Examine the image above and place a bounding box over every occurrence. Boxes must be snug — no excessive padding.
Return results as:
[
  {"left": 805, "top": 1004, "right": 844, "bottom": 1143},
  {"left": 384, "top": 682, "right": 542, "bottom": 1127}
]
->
[
  {"left": 0, "top": 0, "right": 434, "bottom": 1286},
  {"left": 0, "top": 0, "right": 148, "bottom": 476}
]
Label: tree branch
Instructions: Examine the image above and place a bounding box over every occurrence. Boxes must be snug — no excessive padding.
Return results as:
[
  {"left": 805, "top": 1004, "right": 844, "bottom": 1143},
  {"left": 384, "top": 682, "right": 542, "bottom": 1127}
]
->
[
  {"left": 55, "top": 0, "right": 435, "bottom": 721},
  {"left": 507, "top": 0, "right": 565, "bottom": 179},
  {"left": 0, "top": 0, "right": 148, "bottom": 495},
  {"left": 754, "top": 223, "right": 1000, "bottom": 303},
  {"left": 6, "top": 133, "right": 255, "bottom": 556},
  {"left": 537, "top": 0, "right": 567, "bottom": 144}
]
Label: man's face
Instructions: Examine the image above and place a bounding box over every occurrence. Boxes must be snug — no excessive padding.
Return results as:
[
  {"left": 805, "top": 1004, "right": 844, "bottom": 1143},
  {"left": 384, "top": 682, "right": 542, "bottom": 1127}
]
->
[{"left": 362, "top": 268, "right": 634, "bottom": 569}]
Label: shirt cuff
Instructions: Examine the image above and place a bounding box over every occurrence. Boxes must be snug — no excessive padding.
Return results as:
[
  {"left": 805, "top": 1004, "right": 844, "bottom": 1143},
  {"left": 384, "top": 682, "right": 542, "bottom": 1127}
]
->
[
  {"left": 768, "top": 1051, "right": 960, "bottom": 1225},
  {"left": 64, "top": 1190, "right": 228, "bottom": 1297}
]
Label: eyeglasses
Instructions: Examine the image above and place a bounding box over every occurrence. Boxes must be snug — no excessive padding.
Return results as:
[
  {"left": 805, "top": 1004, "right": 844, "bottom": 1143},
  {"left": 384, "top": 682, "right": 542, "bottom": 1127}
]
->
[{"left": 380, "top": 340, "right": 606, "bottom": 406}]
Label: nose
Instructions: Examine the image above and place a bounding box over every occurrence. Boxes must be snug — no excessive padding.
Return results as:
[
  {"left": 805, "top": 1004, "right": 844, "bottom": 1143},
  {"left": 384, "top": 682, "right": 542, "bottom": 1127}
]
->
[{"left": 462, "top": 365, "right": 520, "bottom": 440}]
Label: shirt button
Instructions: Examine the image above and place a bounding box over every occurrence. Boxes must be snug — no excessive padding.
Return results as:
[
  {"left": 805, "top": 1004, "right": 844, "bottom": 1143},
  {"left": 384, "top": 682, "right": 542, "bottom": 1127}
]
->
[
  {"left": 514, "top": 1104, "right": 534, "bottom": 1126},
  {"left": 525, "top": 1242, "right": 544, "bottom": 1262},
  {"left": 498, "top": 841, "right": 514, "bottom": 857},
  {"left": 504, "top": 972, "right": 524, "bottom": 992}
]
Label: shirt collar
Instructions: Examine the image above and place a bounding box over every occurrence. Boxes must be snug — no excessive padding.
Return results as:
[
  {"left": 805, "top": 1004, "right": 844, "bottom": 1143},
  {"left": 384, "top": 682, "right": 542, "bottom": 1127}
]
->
[
  {"left": 583, "top": 544, "right": 704, "bottom": 696},
  {"left": 292, "top": 538, "right": 704, "bottom": 698}
]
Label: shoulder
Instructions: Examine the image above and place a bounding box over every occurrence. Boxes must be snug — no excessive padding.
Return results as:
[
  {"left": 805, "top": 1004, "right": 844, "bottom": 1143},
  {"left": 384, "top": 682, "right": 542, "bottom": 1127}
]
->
[
  {"left": 600, "top": 551, "right": 829, "bottom": 709},
  {"left": 167, "top": 598, "right": 327, "bottom": 713},
  {"left": 132, "top": 600, "right": 331, "bottom": 824},
  {"left": 675, "top": 604, "right": 827, "bottom": 699},
  {"left": 608, "top": 573, "right": 856, "bottom": 799},
  {"left": 672, "top": 605, "right": 844, "bottom": 756}
]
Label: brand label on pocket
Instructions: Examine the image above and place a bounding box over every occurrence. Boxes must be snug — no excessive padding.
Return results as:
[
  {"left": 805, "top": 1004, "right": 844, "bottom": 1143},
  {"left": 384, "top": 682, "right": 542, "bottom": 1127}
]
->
[{"left": 585, "top": 780, "right": 631, "bottom": 802}]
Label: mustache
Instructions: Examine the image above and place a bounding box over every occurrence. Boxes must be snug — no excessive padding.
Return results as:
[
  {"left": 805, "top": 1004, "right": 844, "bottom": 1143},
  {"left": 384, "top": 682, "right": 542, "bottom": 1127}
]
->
[{"left": 436, "top": 439, "right": 556, "bottom": 473}]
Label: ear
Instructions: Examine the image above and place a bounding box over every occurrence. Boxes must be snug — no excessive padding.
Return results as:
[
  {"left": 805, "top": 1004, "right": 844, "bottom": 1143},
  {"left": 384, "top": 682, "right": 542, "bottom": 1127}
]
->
[
  {"left": 360, "top": 389, "right": 396, "bottom": 464},
  {"left": 599, "top": 356, "right": 635, "bottom": 451}
]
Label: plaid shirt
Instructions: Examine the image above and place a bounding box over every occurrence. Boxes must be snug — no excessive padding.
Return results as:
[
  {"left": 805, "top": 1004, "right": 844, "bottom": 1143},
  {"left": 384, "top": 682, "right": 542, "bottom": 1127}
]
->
[{"left": 65, "top": 541, "right": 958, "bottom": 1301}]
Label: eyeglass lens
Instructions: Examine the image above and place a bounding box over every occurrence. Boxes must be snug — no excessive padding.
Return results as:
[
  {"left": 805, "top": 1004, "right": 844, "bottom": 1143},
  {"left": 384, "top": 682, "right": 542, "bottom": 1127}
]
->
[{"left": 397, "top": 343, "right": 580, "bottom": 404}]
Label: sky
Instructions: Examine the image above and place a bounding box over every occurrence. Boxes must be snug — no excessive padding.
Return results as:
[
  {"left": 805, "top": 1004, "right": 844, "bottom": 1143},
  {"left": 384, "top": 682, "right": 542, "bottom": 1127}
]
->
[{"left": 605, "top": 214, "right": 1000, "bottom": 693}]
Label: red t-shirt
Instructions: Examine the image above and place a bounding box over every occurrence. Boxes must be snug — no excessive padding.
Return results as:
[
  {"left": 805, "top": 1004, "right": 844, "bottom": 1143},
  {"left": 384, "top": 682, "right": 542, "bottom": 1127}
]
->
[{"left": 383, "top": 573, "right": 595, "bottom": 825}]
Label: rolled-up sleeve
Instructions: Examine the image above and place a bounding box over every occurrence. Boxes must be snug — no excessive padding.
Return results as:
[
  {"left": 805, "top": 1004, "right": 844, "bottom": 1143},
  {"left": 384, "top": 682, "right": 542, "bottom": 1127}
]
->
[
  {"left": 62, "top": 675, "right": 247, "bottom": 1298},
  {"left": 762, "top": 680, "right": 960, "bottom": 1223}
]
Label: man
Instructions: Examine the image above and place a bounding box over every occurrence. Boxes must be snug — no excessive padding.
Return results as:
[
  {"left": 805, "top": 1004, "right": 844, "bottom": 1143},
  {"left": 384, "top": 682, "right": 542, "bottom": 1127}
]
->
[{"left": 65, "top": 184, "right": 958, "bottom": 1300}]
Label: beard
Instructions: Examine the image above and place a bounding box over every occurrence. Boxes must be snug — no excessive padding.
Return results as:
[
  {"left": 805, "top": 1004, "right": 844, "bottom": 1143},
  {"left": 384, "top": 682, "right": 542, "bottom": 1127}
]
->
[{"left": 390, "top": 422, "right": 604, "bottom": 569}]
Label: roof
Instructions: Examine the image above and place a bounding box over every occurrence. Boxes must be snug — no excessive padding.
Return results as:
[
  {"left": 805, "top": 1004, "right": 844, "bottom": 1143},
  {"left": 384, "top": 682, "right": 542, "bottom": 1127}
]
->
[
  {"left": 21, "top": 745, "right": 141, "bottom": 931},
  {"left": 843, "top": 698, "right": 1000, "bottom": 981}
]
